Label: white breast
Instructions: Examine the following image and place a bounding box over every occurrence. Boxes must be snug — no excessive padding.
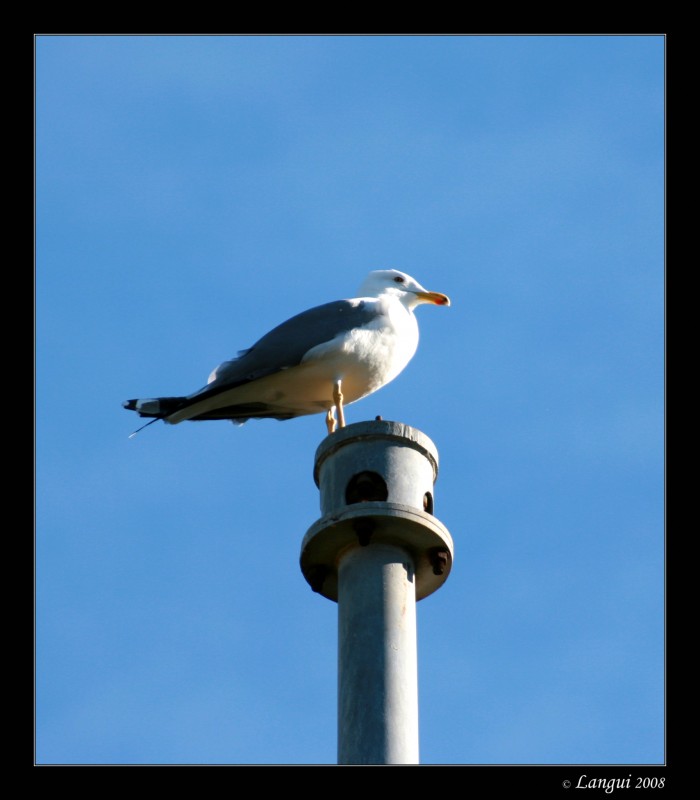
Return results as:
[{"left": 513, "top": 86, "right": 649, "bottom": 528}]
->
[{"left": 301, "top": 295, "right": 419, "bottom": 400}]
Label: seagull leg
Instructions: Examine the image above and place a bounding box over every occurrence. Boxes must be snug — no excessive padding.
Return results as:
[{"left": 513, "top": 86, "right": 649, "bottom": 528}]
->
[
  {"left": 333, "top": 380, "right": 346, "bottom": 429},
  {"left": 325, "top": 408, "right": 337, "bottom": 434}
]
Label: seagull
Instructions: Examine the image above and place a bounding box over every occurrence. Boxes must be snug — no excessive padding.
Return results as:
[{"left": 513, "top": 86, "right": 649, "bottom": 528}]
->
[{"left": 123, "top": 269, "right": 450, "bottom": 436}]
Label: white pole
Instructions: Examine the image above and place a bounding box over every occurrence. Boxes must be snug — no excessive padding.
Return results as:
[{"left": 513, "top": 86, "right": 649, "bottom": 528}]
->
[{"left": 337, "top": 542, "right": 419, "bottom": 765}]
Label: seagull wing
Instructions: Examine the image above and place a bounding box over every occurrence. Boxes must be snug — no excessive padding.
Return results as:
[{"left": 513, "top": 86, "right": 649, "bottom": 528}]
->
[
  {"left": 203, "top": 298, "right": 378, "bottom": 392},
  {"left": 149, "top": 298, "right": 381, "bottom": 423}
]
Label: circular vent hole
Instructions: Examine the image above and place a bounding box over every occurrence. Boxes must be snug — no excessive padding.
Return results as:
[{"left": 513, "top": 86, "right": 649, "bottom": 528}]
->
[{"left": 345, "top": 471, "right": 388, "bottom": 505}]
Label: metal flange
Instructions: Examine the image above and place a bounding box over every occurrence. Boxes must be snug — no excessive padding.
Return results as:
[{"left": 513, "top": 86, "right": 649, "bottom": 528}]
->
[{"left": 300, "top": 501, "right": 454, "bottom": 602}]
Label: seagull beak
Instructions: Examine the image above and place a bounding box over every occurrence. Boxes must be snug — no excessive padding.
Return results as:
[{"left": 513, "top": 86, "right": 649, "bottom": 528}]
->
[{"left": 415, "top": 290, "right": 451, "bottom": 306}]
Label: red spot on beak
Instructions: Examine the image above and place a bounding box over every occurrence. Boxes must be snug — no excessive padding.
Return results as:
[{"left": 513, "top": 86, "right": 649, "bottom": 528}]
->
[{"left": 417, "top": 291, "right": 451, "bottom": 306}]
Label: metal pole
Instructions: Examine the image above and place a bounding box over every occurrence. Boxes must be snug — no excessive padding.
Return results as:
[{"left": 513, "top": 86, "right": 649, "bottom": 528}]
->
[
  {"left": 300, "top": 420, "right": 453, "bottom": 766},
  {"left": 337, "top": 542, "right": 419, "bottom": 764}
]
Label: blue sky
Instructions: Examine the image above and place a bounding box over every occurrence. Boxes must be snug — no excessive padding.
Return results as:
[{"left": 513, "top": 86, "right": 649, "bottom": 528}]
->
[{"left": 35, "top": 34, "right": 664, "bottom": 767}]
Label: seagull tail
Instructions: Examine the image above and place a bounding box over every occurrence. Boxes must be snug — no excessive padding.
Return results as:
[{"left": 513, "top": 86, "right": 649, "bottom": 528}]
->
[{"left": 122, "top": 396, "right": 187, "bottom": 437}]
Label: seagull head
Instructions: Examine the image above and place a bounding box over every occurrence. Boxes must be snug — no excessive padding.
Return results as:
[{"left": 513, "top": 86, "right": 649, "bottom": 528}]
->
[{"left": 357, "top": 269, "right": 451, "bottom": 309}]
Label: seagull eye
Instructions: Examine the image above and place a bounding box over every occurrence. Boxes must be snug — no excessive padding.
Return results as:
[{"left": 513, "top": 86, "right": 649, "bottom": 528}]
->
[{"left": 393, "top": 276, "right": 405, "bottom": 284}]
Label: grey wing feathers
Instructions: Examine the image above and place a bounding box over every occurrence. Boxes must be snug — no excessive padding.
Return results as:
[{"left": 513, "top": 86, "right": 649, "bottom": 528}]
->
[
  {"left": 200, "top": 299, "right": 377, "bottom": 394},
  {"left": 124, "top": 298, "right": 382, "bottom": 426}
]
